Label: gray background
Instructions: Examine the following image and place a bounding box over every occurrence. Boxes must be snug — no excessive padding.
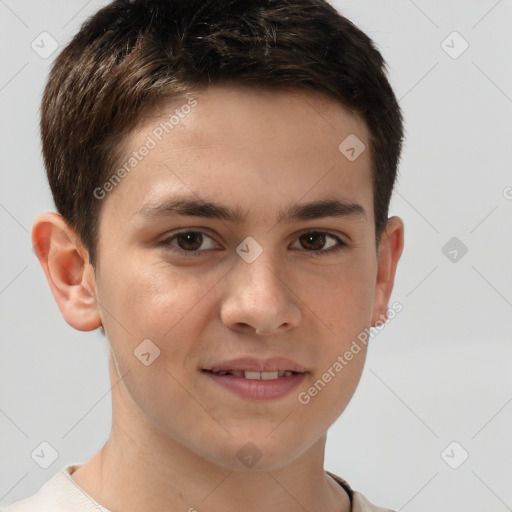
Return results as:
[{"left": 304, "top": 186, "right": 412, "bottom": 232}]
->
[{"left": 1, "top": 1, "right": 511, "bottom": 510}]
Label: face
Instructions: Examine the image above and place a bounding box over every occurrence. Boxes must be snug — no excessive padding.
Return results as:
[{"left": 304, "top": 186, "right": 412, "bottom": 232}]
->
[{"left": 91, "top": 84, "right": 388, "bottom": 470}]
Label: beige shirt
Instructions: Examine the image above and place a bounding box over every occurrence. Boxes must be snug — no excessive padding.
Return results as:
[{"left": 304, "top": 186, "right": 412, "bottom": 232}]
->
[{"left": 1, "top": 464, "right": 395, "bottom": 512}]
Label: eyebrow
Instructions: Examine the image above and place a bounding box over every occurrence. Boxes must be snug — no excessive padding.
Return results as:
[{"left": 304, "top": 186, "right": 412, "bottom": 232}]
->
[{"left": 135, "top": 195, "right": 367, "bottom": 225}]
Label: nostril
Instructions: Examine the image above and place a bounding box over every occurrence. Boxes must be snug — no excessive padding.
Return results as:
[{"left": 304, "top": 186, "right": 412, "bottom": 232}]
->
[{"left": 256, "top": 322, "right": 289, "bottom": 335}]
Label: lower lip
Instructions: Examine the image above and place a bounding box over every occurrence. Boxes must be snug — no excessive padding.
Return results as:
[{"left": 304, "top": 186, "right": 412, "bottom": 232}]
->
[{"left": 203, "top": 371, "right": 307, "bottom": 400}]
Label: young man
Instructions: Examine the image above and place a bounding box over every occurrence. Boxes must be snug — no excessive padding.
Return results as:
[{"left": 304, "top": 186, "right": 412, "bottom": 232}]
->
[{"left": 3, "top": 0, "right": 404, "bottom": 511}]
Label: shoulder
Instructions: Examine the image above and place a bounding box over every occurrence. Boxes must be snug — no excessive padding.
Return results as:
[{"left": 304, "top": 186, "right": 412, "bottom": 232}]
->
[
  {"left": 326, "top": 471, "right": 396, "bottom": 512},
  {"left": 1, "top": 476, "right": 55, "bottom": 512},
  {"left": 1, "top": 464, "right": 109, "bottom": 512},
  {"left": 2, "top": 486, "right": 50, "bottom": 512}
]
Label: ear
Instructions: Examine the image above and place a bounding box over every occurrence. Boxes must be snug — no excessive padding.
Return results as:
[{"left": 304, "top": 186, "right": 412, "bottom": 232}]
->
[
  {"left": 371, "top": 216, "right": 404, "bottom": 326},
  {"left": 32, "top": 212, "right": 102, "bottom": 331}
]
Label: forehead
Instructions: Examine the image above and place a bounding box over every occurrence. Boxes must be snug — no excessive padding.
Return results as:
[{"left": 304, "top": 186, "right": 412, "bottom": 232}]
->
[
  {"left": 104, "top": 84, "right": 373, "bottom": 226},
  {"left": 152, "top": 84, "right": 369, "bottom": 148}
]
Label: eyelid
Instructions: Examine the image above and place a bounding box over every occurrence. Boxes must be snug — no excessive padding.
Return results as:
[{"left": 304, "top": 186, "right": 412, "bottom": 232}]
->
[
  {"left": 159, "top": 228, "right": 348, "bottom": 257},
  {"left": 295, "top": 228, "right": 347, "bottom": 244}
]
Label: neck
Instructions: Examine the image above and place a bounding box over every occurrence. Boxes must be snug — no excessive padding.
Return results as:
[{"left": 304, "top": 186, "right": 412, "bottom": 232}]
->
[{"left": 71, "top": 422, "right": 350, "bottom": 512}]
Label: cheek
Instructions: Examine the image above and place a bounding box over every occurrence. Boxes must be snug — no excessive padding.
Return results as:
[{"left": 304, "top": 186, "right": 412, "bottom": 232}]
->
[
  {"left": 304, "top": 347, "right": 368, "bottom": 429},
  {"left": 96, "top": 259, "right": 212, "bottom": 374},
  {"left": 99, "top": 259, "right": 200, "bottom": 329},
  {"left": 303, "top": 255, "right": 376, "bottom": 340},
  {"left": 97, "top": 262, "right": 213, "bottom": 425},
  {"left": 300, "top": 253, "right": 374, "bottom": 405}
]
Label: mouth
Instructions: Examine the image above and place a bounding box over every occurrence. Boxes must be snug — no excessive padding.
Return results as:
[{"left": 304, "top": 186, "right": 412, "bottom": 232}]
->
[
  {"left": 201, "top": 365, "right": 307, "bottom": 400},
  {"left": 200, "top": 356, "right": 308, "bottom": 400}
]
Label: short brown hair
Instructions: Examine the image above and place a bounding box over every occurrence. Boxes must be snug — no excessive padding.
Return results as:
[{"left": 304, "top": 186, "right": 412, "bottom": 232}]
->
[{"left": 41, "top": 0, "right": 404, "bottom": 266}]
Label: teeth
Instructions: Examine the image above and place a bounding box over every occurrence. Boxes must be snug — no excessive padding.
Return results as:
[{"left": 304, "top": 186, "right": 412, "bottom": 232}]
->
[
  {"left": 244, "top": 370, "right": 290, "bottom": 380},
  {"left": 244, "top": 371, "right": 264, "bottom": 380},
  {"left": 212, "top": 370, "right": 296, "bottom": 379}
]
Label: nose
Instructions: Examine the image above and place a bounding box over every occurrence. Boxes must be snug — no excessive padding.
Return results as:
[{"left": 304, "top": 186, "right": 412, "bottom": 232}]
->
[{"left": 220, "top": 253, "right": 302, "bottom": 336}]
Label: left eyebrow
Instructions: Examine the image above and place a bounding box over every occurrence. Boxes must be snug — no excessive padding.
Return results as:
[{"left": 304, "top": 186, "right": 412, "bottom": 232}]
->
[
  {"left": 279, "top": 198, "right": 367, "bottom": 224},
  {"left": 134, "top": 195, "right": 367, "bottom": 225}
]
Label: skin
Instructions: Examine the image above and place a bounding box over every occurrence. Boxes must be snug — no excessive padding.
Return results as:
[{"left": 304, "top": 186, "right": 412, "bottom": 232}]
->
[{"left": 33, "top": 84, "right": 404, "bottom": 512}]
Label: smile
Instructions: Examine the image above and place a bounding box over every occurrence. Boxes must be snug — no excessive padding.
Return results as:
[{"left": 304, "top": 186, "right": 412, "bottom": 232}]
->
[{"left": 202, "top": 369, "right": 307, "bottom": 400}]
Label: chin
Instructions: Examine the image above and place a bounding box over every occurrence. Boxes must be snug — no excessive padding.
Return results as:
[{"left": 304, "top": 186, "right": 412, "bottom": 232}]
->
[{"left": 202, "top": 435, "right": 306, "bottom": 472}]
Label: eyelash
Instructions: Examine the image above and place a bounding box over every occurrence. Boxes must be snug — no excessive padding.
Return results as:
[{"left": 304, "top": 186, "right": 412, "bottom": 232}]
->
[{"left": 158, "top": 229, "right": 347, "bottom": 258}]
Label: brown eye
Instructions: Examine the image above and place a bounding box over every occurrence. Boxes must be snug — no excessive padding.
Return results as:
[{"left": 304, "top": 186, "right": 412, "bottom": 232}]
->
[
  {"left": 299, "top": 232, "right": 328, "bottom": 250},
  {"left": 175, "top": 232, "right": 203, "bottom": 251},
  {"left": 159, "top": 230, "right": 219, "bottom": 256},
  {"left": 292, "top": 231, "right": 347, "bottom": 257}
]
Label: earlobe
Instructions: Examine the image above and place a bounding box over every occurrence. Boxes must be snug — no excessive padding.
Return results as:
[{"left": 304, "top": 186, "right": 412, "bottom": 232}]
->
[
  {"left": 32, "top": 212, "right": 102, "bottom": 332},
  {"left": 371, "top": 216, "right": 404, "bottom": 326}
]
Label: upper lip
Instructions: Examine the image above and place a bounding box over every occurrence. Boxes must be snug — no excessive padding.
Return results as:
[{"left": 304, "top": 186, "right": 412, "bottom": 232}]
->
[{"left": 203, "top": 357, "right": 307, "bottom": 373}]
